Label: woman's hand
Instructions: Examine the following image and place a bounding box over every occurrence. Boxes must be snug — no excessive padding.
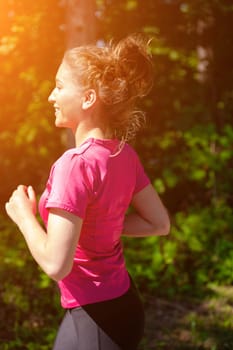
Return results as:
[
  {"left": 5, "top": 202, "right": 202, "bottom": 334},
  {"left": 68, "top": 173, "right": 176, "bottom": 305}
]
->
[
  {"left": 5, "top": 185, "right": 37, "bottom": 227},
  {"left": 123, "top": 184, "right": 170, "bottom": 237}
]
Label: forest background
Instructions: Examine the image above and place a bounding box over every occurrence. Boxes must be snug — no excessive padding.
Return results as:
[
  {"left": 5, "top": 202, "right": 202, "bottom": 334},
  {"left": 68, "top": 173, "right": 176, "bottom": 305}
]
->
[{"left": 0, "top": 1, "right": 232, "bottom": 349}]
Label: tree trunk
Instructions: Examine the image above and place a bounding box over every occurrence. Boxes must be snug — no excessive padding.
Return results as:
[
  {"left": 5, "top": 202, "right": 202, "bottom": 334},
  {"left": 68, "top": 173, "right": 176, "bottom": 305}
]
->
[
  {"left": 60, "top": 0, "right": 97, "bottom": 147},
  {"left": 64, "top": 0, "right": 97, "bottom": 49},
  {"left": 196, "top": 14, "right": 219, "bottom": 200}
]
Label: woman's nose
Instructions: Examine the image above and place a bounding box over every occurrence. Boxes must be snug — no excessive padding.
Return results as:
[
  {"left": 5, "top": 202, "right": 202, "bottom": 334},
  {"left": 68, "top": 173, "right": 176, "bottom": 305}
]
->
[{"left": 48, "top": 88, "right": 56, "bottom": 103}]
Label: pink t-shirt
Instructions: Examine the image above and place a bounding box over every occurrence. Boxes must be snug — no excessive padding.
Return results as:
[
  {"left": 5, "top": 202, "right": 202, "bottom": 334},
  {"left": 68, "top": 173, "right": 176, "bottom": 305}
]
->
[{"left": 39, "top": 138, "right": 150, "bottom": 308}]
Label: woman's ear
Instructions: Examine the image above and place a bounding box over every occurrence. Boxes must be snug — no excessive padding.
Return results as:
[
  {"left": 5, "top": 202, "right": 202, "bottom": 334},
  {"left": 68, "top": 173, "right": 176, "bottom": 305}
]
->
[{"left": 82, "top": 89, "right": 97, "bottom": 110}]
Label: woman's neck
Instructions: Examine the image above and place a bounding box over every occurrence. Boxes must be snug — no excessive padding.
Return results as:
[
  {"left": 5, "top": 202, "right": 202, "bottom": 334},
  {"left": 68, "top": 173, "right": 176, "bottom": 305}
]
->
[{"left": 73, "top": 125, "right": 112, "bottom": 148}]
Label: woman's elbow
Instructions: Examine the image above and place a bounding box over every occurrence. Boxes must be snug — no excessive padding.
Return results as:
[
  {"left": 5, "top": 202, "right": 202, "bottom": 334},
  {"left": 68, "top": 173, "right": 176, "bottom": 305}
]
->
[
  {"left": 45, "top": 262, "right": 72, "bottom": 282},
  {"left": 153, "top": 217, "right": 170, "bottom": 236},
  {"left": 160, "top": 210, "right": 171, "bottom": 236},
  {"left": 160, "top": 219, "right": 170, "bottom": 236}
]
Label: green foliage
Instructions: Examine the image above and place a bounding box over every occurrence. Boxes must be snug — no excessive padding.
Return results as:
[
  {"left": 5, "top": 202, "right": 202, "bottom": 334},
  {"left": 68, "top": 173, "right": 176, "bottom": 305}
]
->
[
  {"left": 151, "top": 123, "right": 233, "bottom": 205},
  {"left": 125, "top": 198, "right": 233, "bottom": 297}
]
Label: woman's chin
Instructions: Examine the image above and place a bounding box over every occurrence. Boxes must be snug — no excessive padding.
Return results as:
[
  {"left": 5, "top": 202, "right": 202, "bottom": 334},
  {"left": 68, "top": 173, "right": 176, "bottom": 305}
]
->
[{"left": 55, "top": 119, "right": 65, "bottom": 128}]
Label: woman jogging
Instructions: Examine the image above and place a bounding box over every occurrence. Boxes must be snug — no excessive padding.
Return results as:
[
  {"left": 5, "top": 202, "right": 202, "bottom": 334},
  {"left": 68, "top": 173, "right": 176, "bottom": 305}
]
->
[{"left": 5, "top": 34, "right": 170, "bottom": 350}]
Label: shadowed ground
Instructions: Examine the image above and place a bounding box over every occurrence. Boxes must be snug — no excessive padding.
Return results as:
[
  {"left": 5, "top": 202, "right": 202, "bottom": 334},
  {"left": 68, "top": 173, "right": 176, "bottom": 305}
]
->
[{"left": 140, "top": 286, "right": 233, "bottom": 350}]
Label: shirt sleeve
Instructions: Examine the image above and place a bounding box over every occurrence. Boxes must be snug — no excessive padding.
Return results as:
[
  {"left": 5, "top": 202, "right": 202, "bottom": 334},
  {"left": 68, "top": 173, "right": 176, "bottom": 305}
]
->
[
  {"left": 133, "top": 154, "right": 151, "bottom": 195},
  {"left": 45, "top": 152, "right": 93, "bottom": 219}
]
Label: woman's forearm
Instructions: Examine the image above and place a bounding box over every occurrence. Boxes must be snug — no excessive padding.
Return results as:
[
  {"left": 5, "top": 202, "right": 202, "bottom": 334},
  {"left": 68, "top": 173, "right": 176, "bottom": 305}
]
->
[
  {"left": 122, "top": 212, "right": 170, "bottom": 237},
  {"left": 17, "top": 214, "right": 57, "bottom": 277},
  {"left": 18, "top": 212, "right": 79, "bottom": 281}
]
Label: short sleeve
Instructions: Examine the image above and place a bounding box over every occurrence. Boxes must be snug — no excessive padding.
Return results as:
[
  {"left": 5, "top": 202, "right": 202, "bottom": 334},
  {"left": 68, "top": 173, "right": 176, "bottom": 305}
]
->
[
  {"left": 46, "top": 151, "right": 93, "bottom": 218},
  {"left": 133, "top": 155, "right": 151, "bottom": 195}
]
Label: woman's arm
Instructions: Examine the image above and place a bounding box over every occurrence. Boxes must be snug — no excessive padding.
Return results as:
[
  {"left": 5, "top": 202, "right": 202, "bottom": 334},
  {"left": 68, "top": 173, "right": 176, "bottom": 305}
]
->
[
  {"left": 5, "top": 185, "right": 82, "bottom": 281},
  {"left": 122, "top": 184, "right": 170, "bottom": 237}
]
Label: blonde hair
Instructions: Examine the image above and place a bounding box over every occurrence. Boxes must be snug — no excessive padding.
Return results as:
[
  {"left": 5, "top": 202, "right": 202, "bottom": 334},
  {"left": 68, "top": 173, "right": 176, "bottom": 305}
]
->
[{"left": 63, "top": 34, "right": 154, "bottom": 141}]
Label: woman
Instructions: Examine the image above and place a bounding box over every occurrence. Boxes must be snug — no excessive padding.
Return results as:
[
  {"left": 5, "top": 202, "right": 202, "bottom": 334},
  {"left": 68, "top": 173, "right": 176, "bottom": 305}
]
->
[{"left": 5, "top": 34, "right": 170, "bottom": 350}]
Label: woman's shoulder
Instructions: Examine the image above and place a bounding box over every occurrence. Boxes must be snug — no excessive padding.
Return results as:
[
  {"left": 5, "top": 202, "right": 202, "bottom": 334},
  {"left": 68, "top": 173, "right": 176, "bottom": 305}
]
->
[{"left": 54, "top": 140, "right": 93, "bottom": 165}]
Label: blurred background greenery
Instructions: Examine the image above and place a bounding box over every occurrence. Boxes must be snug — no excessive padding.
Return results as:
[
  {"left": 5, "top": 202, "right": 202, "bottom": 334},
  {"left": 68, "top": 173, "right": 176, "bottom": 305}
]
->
[{"left": 0, "top": 0, "right": 232, "bottom": 349}]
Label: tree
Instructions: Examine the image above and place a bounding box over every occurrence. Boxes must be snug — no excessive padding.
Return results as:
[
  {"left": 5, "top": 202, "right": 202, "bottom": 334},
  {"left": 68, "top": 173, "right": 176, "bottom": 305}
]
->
[{"left": 61, "top": 0, "right": 97, "bottom": 48}]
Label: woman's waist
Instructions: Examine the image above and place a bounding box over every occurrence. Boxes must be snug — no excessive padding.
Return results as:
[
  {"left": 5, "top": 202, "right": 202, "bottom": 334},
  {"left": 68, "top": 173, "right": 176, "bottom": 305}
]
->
[
  {"left": 75, "top": 238, "right": 123, "bottom": 259},
  {"left": 72, "top": 248, "right": 126, "bottom": 280}
]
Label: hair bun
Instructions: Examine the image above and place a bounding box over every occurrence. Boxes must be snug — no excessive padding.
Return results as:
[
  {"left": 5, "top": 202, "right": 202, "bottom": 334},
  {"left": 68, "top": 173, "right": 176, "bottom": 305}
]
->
[{"left": 112, "top": 34, "right": 154, "bottom": 98}]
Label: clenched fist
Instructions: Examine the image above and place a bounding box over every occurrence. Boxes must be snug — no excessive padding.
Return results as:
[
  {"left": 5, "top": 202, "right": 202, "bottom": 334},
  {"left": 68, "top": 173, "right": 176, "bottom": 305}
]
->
[{"left": 5, "top": 185, "right": 37, "bottom": 227}]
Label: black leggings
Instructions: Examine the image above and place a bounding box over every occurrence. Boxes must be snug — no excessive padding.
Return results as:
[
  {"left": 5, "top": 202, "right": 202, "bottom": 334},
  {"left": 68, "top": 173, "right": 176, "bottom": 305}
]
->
[{"left": 52, "top": 279, "right": 145, "bottom": 350}]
